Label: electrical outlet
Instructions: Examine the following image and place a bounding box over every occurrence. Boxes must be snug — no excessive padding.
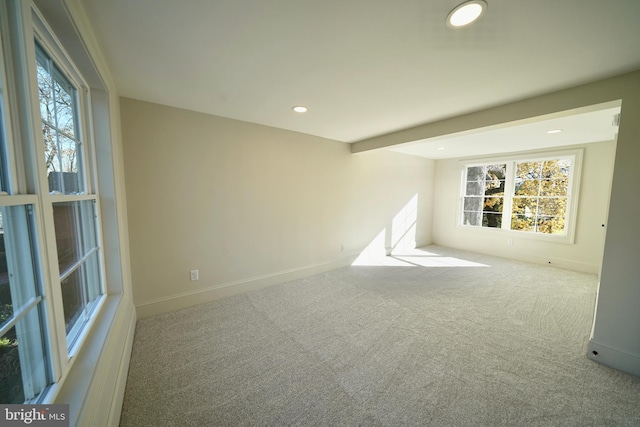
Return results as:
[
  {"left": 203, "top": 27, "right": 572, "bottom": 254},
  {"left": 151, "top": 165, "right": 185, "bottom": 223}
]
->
[{"left": 190, "top": 269, "right": 199, "bottom": 281}]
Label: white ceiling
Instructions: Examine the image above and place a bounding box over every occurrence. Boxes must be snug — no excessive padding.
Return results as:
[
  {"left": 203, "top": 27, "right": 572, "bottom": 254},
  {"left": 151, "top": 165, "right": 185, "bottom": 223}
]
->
[
  {"left": 80, "top": 0, "right": 640, "bottom": 146},
  {"left": 391, "top": 104, "right": 621, "bottom": 159}
]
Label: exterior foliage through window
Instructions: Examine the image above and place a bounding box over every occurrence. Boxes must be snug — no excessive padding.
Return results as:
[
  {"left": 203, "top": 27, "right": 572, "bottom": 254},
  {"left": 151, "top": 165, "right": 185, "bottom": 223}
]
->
[{"left": 461, "top": 154, "right": 577, "bottom": 237}]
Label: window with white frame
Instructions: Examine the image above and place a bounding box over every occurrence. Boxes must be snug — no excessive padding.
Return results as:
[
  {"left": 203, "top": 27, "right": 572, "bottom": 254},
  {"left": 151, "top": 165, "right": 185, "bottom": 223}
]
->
[
  {"left": 0, "top": 1, "right": 105, "bottom": 404},
  {"left": 0, "top": 30, "right": 50, "bottom": 404},
  {"left": 34, "top": 40, "right": 103, "bottom": 348},
  {"left": 460, "top": 151, "right": 582, "bottom": 240}
]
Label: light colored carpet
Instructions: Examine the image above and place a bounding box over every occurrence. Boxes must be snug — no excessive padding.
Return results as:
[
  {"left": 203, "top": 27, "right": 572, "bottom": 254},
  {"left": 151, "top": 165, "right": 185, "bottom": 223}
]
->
[{"left": 120, "top": 245, "right": 640, "bottom": 426}]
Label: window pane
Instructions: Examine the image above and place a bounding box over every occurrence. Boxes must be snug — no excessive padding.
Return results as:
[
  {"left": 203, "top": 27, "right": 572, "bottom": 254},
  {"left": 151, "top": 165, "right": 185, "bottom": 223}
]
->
[
  {"left": 485, "top": 165, "right": 506, "bottom": 192},
  {"left": 511, "top": 215, "right": 535, "bottom": 232},
  {"left": 542, "top": 159, "right": 570, "bottom": 178},
  {"left": 0, "top": 308, "right": 49, "bottom": 404},
  {"left": 538, "top": 198, "right": 566, "bottom": 217},
  {"left": 60, "top": 268, "right": 83, "bottom": 334},
  {"left": 512, "top": 197, "right": 538, "bottom": 216},
  {"left": 465, "top": 181, "right": 484, "bottom": 196},
  {"left": 0, "top": 206, "right": 50, "bottom": 403},
  {"left": 1, "top": 325, "right": 25, "bottom": 403},
  {"left": 513, "top": 159, "right": 572, "bottom": 236},
  {"left": 466, "top": 166, "right": 485, "bottom": 181},
  {"left": 53, "top": 200, "right": 99, "bottom": 274},
  {"left": 53, "top": 202, "right": 81, "bottom": 275},
  {"left": 463, "top": 211, "right": 482, "bottom": 226},
  {"left": 536, "top": 216, "right": 565, "bottom": 234},
  {"left": 43, "top": 123, "right": 63, "bottom": 193},
  {"left": 84, "top": 252, "right": 101, "bottom": 306},
  {"left": 483, "top": 196, "right": 503, "bottom": 213},
  {"left": 463, "top": 196, "right": 483, "bottom": 212},
  {"left": 540, "top": 178, "right": 568, "bottom": 196},
  {"left": 58, "top": 134, "right": 82, "bottom": 194},
  {"left": 0, "top": 211, "right": 13, "bottom": 327},
  {"left": 36, "top": 60, "right": 54, "bottom": 124},
  {"left": 483, "top": 212, "right": 502, "bottom": 228},
  {"left": 36, "top": 45, "right": 83, "bottom": 195},
  {"left": 52, "top": 68, "right": 75, "bottom": 138},
  {"left": 485, "top": 180, "right": 504, "bottom": 195},
  {"left": 0, "top": 206, "right": 40, "bottom": 317},
  {"left": 516, "top": 162, "right": 541, "bottom": 179},
  {"left": 514, "top": 179, "right": 539, "bottom": 196},
  {"left": 53, "top": 200, "right": 101, "bottom": 345},
  {"left": 462, "top": 164, "right": 506, "bottom": 228}
]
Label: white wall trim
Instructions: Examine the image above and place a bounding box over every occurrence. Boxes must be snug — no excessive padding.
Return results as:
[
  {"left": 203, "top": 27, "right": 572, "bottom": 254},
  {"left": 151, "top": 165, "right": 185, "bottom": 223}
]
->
[
  {"left": 136, "top": 254, "right": 359, "bottom": 319},
  {"left": 106, "top": 304, "right": 136, "bottom": 426},
  {"left": 502, "top": 252, "right": 599, "bottom": 274},
  {"left": 431, "top": 240, "right": 599, "bottom": 274},
  {"left": 50, "top": 295, "right": 136, "bottom": 426},
  {"left": 588, "top": 339, "right": 640, "bottom": 377}
]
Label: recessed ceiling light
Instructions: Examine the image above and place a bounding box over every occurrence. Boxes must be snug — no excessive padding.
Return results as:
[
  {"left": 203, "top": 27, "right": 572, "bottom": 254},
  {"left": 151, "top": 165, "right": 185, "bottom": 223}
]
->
[
  {"left": 292, "top": 106, "right": 308, "bottom": 113},
  {"left": 546, "top": 129, "right": 563, "bottom": 134},
  {"left": 437, "top": 147, "right": 446, "bottom": 150},
  {"left": 446, "top": 1, "right": 487, "bottom": 28}
]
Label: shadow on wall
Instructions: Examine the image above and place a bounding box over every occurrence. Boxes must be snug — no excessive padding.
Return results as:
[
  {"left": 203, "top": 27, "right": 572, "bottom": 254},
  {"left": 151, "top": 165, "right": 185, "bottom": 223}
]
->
[{"left": 352, "top": 194, "right": 488, "bottom": 268}]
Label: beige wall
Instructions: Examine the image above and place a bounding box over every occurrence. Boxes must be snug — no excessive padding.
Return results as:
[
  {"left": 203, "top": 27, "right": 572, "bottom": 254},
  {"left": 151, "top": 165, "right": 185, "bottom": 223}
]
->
[
  {"left": 432, "top": 140, "right": 616, "bottom": 273},
  {"left": 120, "top": 98, "right": 434, "bottom": 317}
]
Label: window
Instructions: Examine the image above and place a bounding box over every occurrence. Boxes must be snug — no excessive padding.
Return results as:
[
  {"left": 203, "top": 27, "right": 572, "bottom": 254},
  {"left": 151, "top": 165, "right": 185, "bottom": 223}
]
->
[
  {"left": 0, "top": 205, "right": 50, "bottom": 403},
  {"left": 0, "top": 2, "right": 106, "bottom": 404},
  {"left": 0, "top": 35, "right": 50, "bottom": 403},
  {"left": 462, "top": 164, "right": 506, "bottom": 228},
  {"left": 511, "top": 159, "right": 570, "bottom": 234},
  {"left": 460, "top": 151, "right": 581, "bottom": 241},
  {"left": 34, "top": 42, "right": 103, "bottom": 348}
]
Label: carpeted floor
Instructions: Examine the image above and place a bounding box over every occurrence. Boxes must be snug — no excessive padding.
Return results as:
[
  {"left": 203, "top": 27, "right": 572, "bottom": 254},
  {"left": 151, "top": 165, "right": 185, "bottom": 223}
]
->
[{"left": 120, "top": 246, "right": 640, "bottom": 426}]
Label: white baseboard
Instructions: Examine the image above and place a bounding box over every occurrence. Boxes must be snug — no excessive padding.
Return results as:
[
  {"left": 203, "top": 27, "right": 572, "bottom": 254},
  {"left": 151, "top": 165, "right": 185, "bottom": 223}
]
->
[
  {"left": 135, "top": 254, "right": 359, "bottom": 319},
  {"left": 523, "top": 254, "right": 599, "bottom": 274},
  {"left": 587, "top": 339, "right": 640, "bottom": 377}
]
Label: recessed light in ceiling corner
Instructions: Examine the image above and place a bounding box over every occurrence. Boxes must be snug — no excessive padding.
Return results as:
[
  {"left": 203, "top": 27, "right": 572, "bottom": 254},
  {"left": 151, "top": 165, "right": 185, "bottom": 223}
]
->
[
  {"left": 292, "top": 106, "right": 308, "bottom": 113},
  {"left": 446, "top": 0, "right": 487, "bottom": 28},
  {"left": 546, "top": 129, "right": 563, "bottom": 134}
]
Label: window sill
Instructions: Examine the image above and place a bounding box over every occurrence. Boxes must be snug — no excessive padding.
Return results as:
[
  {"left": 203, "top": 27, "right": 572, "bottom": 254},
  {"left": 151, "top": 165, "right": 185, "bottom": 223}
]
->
[{"left": 40, "top": 291, "right": 134, "bottom": 425}]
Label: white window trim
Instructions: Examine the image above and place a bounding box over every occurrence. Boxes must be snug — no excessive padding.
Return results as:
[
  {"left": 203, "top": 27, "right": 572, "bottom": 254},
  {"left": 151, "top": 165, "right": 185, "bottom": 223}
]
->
[
  {"left": 1, "top": 0, "right": 111, "bottom": 404},
  {"left": 458, "top": 148, "right": 583, "bottom": 244},
  {"left": 33, "top": 18, "right": 92, "bottom": 196},
  {"left": 1, "top": 0, "right": 134, "bottom": 420},
  {"left": 31, "top": 6, "right": 107, "bottom": 358}
]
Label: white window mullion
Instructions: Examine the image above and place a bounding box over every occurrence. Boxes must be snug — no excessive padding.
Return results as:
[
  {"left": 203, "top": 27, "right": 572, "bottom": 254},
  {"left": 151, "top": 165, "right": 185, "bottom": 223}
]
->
[
  {"left": 502, "top": 161, "right": 516, "bottom": 231},
  {"left": 38, "top": 198, "right": 69, "bottom": 372}
]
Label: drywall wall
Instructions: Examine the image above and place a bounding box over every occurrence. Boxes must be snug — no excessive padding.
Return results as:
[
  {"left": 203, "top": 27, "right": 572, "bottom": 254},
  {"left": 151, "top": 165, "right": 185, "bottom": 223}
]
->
[
  {"left": 120, "top": 98, "right": 434, "bottom": 318},
  {"left": 431, "top": 140, "right": 616, "bottom": 274},
  {"left": 352, "top": 70, "right": 640, "bottom": 377}
]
